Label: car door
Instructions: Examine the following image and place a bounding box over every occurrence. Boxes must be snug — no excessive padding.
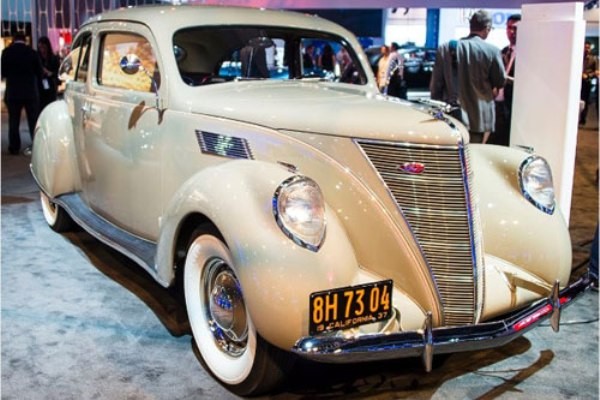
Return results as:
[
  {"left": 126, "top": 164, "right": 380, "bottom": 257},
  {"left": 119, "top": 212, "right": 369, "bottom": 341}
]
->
[
  {"left": 60, "top": 29, "right": 92, "bottom": 197},
  {"left": 83, "top": 23, "right": 164, "bottom": 239}
]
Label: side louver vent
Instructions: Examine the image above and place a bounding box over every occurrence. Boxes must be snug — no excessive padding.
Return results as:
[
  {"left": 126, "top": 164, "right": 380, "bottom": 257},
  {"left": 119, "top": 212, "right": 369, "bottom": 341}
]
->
[{"left": 195, "top": 130, "right": 253, "bottom": 159}]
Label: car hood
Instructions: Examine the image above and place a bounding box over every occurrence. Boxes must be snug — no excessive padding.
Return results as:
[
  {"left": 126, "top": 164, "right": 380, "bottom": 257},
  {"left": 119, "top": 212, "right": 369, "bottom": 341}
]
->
[{"left": 183, "top": 81, "right": 466, "bottom": 145}]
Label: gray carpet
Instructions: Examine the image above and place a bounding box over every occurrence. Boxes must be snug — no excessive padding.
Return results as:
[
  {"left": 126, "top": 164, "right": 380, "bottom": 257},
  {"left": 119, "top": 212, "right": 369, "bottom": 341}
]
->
[{"left": 1, "top": 107, "right": 598, "bottom": 399}]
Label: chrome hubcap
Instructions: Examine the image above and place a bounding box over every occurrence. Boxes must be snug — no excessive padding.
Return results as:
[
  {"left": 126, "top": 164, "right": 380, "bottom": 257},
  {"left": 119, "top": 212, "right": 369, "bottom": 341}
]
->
[{"left": 203, "top": 258, "right": 248, "bottom": 357}]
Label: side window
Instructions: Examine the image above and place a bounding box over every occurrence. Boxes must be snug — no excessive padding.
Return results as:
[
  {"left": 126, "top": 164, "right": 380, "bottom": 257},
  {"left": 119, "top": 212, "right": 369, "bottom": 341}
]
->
[
  {"left": 76, "top": 35, "right": 92, "bottom": 82},
  {"left": 58, "top": 32, "right": 91, "bottom": 83},
  {"left": 98, "top": 32, "right": 160, "bottom": 92}
]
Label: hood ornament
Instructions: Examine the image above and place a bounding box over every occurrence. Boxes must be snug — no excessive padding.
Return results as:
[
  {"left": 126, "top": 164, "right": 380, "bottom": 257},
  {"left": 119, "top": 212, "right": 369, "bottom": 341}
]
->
[{"left": 398, "top": 162, "right": 426, "bottom": 175}]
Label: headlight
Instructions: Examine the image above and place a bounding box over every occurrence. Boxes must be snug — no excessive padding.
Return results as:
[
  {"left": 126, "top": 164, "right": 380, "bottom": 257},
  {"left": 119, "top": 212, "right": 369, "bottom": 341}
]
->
[
  {"left": 273, "top": 176, "right": 326, "bottom": 252},
  {"left": 519, "top": 156, "right": 555, "bottom": 215}
]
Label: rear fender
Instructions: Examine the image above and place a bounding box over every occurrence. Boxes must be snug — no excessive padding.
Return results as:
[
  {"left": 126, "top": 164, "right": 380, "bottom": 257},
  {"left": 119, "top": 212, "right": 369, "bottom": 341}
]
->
[{"left": 31, "top": 101, "right": 81, "bottom": 196}]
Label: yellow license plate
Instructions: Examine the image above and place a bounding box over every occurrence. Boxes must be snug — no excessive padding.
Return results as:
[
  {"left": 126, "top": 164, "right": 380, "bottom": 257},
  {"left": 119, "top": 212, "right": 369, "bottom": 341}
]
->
[{"left": 309, "top": 279, "right": 393, "bottom": 335}]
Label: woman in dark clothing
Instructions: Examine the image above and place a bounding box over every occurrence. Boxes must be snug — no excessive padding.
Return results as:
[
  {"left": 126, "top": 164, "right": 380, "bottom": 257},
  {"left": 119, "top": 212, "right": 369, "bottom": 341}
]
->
[
  {"left": 37, "top": 36, "right": 60, "bottom": 111},
  {"left": 318, "top": 44, "right": 336, "bottom": 72}
]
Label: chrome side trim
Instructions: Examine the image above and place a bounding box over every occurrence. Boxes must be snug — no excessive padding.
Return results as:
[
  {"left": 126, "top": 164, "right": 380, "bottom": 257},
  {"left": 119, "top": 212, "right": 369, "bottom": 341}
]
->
[
  {"left": 292, "top": 275, "right": 591, "bottom": 365},
  {"left": 550, "top": 279, "right": 561, "bottom": 332},
  {"left": 51, "top": 193, "right": 160, "bottom": 283},
  {"left": 459, "top": 144, "right": 485, "bottom": 323},
  {"left": 195, "top": 130, "right": 254, "bottom": 160}
]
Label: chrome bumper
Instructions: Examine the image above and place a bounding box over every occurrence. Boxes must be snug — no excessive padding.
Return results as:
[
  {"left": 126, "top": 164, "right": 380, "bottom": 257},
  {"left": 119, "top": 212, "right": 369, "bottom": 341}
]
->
[{"left": 292, "top": 275, "right": 592, "bottom": 370}]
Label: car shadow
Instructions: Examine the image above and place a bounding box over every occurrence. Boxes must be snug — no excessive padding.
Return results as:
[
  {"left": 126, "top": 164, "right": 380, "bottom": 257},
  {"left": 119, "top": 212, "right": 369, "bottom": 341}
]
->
[
  {"left": 64, "top": 229, "right": 191, "bottom": 337},
  {"left": 273, "top": 338, "right": 543, "bottom": 399},
  {"left": 63, "top": 228, "right": 550, "bottom": 399}
]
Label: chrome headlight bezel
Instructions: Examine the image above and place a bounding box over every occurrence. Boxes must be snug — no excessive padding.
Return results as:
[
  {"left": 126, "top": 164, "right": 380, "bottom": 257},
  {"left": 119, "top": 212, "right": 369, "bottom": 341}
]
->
[
  {"left": 518, "top": 155, "right": 556, "bottom": 215},
  {"left": 272, "top": 176, "right": 326, "bottom": 252}
]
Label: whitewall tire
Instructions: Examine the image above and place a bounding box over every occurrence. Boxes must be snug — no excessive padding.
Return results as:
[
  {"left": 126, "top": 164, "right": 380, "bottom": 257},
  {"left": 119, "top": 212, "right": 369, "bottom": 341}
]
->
[
  {"left": 183, "top": 232, "right": 293, "bottom": 396},
  {"left": 40, "top": 192, "right": 74, "bottom": 232}
]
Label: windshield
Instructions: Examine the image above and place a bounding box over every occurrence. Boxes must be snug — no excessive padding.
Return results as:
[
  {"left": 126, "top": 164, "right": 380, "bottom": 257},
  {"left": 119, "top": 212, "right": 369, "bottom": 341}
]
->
[{"left": 173, "top": 26, "right": 367, "bottom": 86}]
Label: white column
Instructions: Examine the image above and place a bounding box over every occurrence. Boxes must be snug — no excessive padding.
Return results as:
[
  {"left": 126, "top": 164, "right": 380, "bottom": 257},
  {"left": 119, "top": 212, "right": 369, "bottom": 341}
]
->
[{"left": 510, "top": 2, "right": 586, "bottom": 224}]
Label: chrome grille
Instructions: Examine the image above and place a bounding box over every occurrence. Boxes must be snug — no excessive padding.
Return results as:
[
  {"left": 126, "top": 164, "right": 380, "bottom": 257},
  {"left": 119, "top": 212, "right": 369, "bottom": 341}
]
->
[{"left": 358, "top": 140, "right": 477, "bottom": 326}]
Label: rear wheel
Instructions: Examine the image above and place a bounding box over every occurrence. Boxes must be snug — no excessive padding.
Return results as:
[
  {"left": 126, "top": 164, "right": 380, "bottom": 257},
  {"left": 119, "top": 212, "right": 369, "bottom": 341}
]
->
[
  {"left": 40, "top": 192, "right": 74, "bottom": 232},
  {"left": 183, "top": 232, "right": 293, "bottom": 396}
]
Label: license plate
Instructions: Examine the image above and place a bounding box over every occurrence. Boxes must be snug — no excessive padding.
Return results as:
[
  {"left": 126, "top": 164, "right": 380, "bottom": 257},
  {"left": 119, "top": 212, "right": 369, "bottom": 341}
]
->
[{"left": 309, "top": 279, "right": 393, "bottom": 335}]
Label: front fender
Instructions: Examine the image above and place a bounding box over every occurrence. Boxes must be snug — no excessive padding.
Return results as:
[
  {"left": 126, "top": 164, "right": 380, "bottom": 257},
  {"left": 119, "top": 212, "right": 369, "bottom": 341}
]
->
[
  {"left": 31, "top": 100, "right": 81, "bottom": 196},
  {"left": 156, "top": 160, "right": 359, "bottom": 349},
  {"left": 469, "top": 145, "right": 572, "bottom": 317}
]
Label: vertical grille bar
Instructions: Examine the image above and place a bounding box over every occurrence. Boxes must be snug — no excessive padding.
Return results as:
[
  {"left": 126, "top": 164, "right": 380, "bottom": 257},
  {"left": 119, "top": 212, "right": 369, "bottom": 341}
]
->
[{"left": 357, "top": 140, "right": 477, "bottom": 326}]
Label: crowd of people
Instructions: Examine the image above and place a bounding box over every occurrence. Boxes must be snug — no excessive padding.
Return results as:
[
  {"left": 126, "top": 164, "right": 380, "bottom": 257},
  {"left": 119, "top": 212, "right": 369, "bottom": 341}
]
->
[
  {"left": 1, "top": 33, "right": 60, "bottom": 155},
  {"left": 430, "top": 10, "right": 506, "bottom": 144},
  {"left": 373, "top": 10, "right": 517, "bottom": 144},
  {"left": 375, "top": 42, "right": 408, "bottom": 99},
  {"left": 3, "top": 13, "right": 598, "bottom": 154},
  {"left": 301, "top": 42, "right": 354, "bottom": 79},
  {"left": 382, "top": 10, "right": 598, "bottom": 145},
  {"left": 581, "top": 40, "right": 599, "bottom": 127}
]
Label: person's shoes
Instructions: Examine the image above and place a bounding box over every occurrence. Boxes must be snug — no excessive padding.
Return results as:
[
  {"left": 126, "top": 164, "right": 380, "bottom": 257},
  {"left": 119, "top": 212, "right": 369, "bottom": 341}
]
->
[{"left": 22, "top": 146, "right": 32, "bottom": 157}]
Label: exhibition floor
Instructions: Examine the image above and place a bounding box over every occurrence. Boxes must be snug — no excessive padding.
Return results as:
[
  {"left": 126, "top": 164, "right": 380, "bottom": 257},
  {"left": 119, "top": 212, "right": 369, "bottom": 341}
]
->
[{"left": 1, "top": 106, "right": 598, "bottom": 399}]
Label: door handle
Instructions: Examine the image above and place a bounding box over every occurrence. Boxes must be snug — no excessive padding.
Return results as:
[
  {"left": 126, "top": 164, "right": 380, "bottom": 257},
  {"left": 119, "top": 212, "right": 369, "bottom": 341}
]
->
[{"left": 81, "top": 103, "right": 92, "bottom": 127}]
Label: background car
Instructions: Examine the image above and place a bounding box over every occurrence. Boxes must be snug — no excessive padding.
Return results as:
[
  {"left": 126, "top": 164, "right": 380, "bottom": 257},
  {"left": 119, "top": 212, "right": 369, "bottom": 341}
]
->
[{"left": 367, "top": 44, "right": 436, "bottom": 92}]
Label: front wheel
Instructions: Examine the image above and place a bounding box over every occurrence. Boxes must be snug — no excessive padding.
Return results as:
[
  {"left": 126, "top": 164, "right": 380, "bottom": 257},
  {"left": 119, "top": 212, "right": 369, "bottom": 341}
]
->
[
  {"left": 40, "top": 191, "right": 74, "bottom": 232},
  {"left": 183, "top": 232, "right": 293, "bottom": 396}
]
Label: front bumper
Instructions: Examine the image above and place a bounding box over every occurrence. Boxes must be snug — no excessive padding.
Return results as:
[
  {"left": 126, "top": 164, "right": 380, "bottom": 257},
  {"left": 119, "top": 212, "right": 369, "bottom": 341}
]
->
[{"left": 292, "top": 275, "right": 592, "bottom": 370}]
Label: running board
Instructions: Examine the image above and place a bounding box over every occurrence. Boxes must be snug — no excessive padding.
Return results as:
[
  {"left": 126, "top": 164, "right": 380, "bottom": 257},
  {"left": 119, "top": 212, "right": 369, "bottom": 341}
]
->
[{"left": 55, "top": 193, "right": 158, "bottom": 279}]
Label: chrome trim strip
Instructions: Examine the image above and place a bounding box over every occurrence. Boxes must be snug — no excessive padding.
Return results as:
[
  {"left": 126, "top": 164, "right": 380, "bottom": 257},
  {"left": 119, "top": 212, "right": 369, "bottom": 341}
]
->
[
  {"left": 458, "top": 144, "right": 484, "bottom": 322},
  {"left": 550, "top": 279, "right": 561, "bottom": 332},
  {"left": 355, "top": 138, "right": 462, "bottom": 150},
  {"left": 52, "top": 193, "right": 160, "bottom": 283},
  {"left": 292, "top": 276, "right": 591, "bottom": 364}
]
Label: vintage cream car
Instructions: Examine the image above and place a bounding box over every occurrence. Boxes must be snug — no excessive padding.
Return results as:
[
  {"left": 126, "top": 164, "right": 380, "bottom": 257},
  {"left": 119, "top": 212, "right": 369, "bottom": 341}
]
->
[{"left": 31, "top": 5, "right": 591, "bottom": 396}]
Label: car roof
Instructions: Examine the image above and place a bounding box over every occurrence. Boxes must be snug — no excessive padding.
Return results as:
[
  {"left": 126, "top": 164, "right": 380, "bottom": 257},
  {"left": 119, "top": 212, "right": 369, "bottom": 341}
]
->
[{"left": 83, "top": 4, "right": 353, "bottom": 38}]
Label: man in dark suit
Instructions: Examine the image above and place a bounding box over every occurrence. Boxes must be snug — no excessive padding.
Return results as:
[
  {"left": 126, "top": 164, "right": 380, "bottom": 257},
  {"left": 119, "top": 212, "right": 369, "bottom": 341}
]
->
[
  {"left": 430, "top": 10, "right": 506, "bottom": 144},
  {"left": 1, "top": 33, "right": 43, "bottom": 155},
  {"left": 490, "top": 14, "right": 521, "bottom": 146}
]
